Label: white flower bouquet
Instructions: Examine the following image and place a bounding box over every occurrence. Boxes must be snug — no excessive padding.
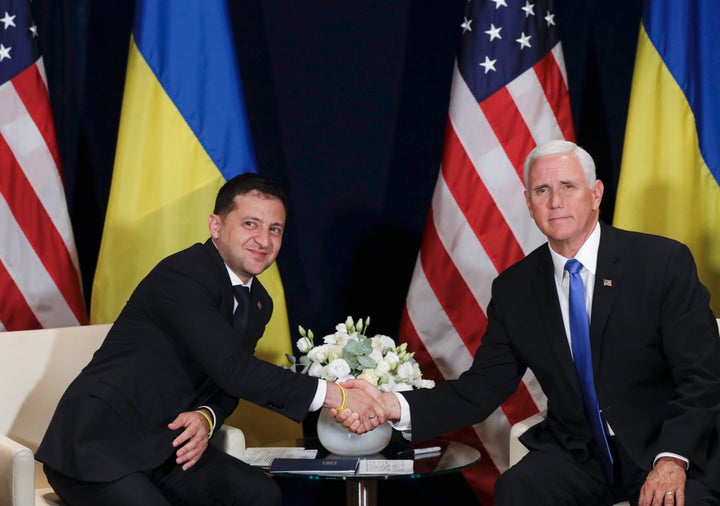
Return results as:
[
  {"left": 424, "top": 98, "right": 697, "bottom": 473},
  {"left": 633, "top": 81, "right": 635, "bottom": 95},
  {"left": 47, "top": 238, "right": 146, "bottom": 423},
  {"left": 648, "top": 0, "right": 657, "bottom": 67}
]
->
[{"left": 287, "top": 316, "right": 435, "bottom": 392}]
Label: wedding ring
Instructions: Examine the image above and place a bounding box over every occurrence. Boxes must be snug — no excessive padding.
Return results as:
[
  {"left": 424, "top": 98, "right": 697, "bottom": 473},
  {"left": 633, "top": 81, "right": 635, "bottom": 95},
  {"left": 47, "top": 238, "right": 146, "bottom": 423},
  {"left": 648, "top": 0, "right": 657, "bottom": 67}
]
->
[
  {"left": 368, "top": 414, "right": 377, "bottom": 420},
  {"left": 666, "top": 491, "right": 674, "bottom": 496}
]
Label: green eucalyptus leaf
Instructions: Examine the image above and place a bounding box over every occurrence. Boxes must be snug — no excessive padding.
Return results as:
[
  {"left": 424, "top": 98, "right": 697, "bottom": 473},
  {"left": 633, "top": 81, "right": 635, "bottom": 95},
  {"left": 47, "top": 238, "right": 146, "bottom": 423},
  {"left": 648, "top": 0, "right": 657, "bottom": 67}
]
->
[
  {"left": 343, "top": 339, "right": 366, "bottom": 356},
  {"left": 357, "top": 355, "right": 377, "bottom": 369}
]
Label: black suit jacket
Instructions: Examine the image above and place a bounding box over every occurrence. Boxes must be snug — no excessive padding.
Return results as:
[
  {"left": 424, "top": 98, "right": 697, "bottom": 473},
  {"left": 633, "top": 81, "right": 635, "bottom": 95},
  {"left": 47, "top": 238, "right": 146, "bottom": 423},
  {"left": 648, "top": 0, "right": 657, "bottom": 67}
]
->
[
  {"left": 36, "top": 239, "right": 318, "bottom": 481},
  {"left": 403, "top": 223, "right": 720, "bottom": 480}
]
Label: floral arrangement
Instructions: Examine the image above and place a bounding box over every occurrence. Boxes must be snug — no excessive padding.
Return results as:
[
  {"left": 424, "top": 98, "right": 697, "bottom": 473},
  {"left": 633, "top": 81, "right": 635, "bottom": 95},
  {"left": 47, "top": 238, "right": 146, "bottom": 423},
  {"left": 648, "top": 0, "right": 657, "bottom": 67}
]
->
[{"left": 287, "top": 316, "right": 435, "bottom": 392}]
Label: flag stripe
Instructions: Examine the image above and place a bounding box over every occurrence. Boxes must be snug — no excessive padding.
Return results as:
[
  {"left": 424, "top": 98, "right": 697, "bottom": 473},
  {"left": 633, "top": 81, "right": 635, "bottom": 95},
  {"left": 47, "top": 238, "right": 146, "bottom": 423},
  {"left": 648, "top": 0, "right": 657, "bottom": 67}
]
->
[
  {"left": 0, "top": 134, "right": 84, "bottom": 322},
  {"left": 10, "top": 62, "right": 63, "bottom": 174},
  {"left": 0, "top": 191, "right": 79, "bottom": 328},
  {"left": 0, "top": 72, "right": 85, "bottom": 321},
  {"left": 533, "top": 47, "right": 575, "bottom": 142},
  {"left": 442, "top": 122, "right": 525, "bottom": 275},
  {"left": 398, "top": 306, "right": 445, "bottom": 384},
  {"left": 432, "top": 172, "right": 497, "bottom": 322},
  {"left": 400, "top": 1, "right": 570, "bottom": 501},
  {"left": 0, "top": 243, "right": 40, "bottom": 331},
  {"left": 133, "top": 0, "right": 257, "bottom": 180},
  {"left": 480, "top": 87, "right": 536, "bottom": 176},
  {"left": 447, "top": 64, "right": 547, "bottom": 258},
  {"left": 420, "top": 206, "right": 486, "bottom": 352},
  {"left": 643, "top": 0, "right": 719, "bottom": 181}
]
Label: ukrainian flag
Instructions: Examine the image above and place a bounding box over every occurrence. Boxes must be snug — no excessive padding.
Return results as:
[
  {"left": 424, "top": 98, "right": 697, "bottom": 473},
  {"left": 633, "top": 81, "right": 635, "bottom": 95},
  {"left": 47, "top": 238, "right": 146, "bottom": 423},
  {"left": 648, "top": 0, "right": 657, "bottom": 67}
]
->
[
  {"left": 614, "top": 0, "right": 720, "bottom": 314},
  {"left": 91, "top": 0, "right": 302, "bottom": 445}
]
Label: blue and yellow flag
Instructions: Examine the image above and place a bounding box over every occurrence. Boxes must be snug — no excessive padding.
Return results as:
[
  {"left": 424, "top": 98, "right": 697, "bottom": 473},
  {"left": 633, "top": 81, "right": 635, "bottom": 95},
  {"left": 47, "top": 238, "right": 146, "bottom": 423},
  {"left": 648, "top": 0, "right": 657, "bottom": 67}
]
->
[
  {"left": 91, "top": 0, "right": 301, "bottom": 444},
  {"left": 614, "top": 0, "right": 720, "bottom": 314}
]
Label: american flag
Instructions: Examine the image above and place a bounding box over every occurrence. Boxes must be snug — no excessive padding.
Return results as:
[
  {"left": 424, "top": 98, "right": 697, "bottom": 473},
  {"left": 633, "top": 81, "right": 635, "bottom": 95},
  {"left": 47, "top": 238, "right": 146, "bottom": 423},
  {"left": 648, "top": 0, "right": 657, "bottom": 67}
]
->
[
  {"left": 0, "top": 0, "right": 86, "bottom": 331},
  {"left": 399, "top": 0, "right": 574, "bottom": 502}
]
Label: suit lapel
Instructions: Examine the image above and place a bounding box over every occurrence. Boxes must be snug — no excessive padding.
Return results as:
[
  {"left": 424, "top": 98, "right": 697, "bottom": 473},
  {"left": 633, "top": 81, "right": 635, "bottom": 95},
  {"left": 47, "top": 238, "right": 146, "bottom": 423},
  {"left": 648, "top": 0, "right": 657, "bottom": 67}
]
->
[
  {"left": 531, "top": 246, "right": 580, "bottom": 391},
  {"left": 590, "top": 223, "right": 621, "bottom": 369}
]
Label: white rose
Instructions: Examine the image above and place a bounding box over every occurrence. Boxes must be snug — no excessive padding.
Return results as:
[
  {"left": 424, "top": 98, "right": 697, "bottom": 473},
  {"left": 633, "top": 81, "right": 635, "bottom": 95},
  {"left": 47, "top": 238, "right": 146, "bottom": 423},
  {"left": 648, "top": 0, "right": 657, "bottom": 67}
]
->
[
  {"left": 323, "top": 332, "right": 340, "bottom": 345},
  {"left": 376, "top": 335, "right": 396, "bottom": 352},
  {"left": 396, "top": 361, "right": 414, "bottom": 380},
  {"left": 420, "top": 379, "right": 435, "bottom": 389},
  {"left": 375, "top": 359, "right": 391, "bottom": 376},
  {"left": 368, "top": 348, "right": 383, "bottom": 364},
  {"left": 411, "top": 362, "right": 422, "bottom": 379},
  {"left": 296, "top": 337, "right": 313, "bottom": 353},
  {"left": 308, "top": 344, "right": 330, "bottom": 364},
  {"left": 383, "top": 351, "right": 400, "bottom": 370},
  {"left": 326, "top": 358, "right": 351, "bottom": 379},
  {"left": 307, "top": 361, "right": 326, "bottom": 379},
  {"left": 326, "top": 344, "right": 343, "bottom": 361}
]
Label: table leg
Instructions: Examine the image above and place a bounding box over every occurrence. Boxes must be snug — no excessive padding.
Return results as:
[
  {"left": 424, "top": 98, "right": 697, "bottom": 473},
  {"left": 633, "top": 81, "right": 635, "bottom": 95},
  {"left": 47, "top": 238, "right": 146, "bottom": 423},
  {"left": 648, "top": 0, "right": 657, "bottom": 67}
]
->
[{"left": 346, "top": 479, "right": 377, "bottom": 506}]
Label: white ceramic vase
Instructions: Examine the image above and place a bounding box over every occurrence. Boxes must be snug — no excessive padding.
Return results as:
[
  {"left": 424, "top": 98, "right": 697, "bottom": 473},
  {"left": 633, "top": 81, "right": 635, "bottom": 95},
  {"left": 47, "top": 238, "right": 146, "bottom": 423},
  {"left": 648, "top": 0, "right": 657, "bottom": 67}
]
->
[{"left": 316, "top": 407, "right": 392, "bottom": 456}]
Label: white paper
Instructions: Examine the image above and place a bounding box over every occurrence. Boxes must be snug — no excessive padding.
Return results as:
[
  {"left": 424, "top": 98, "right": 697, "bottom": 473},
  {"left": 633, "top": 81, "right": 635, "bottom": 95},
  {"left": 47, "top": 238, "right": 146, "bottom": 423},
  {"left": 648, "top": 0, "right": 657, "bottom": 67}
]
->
[
  {"left": 242, "top": 447, "right": 318, "bottom": 467},
  {"left": 357, "top": 459, "right": 414, "bottom": 475}
]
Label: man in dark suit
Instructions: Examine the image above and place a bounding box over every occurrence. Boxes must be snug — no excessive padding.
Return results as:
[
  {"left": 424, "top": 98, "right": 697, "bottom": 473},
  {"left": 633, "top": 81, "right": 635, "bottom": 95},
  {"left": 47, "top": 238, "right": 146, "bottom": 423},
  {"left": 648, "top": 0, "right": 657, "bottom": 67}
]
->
[
  {"left": 36, "top": 173, "right": 384, "bottom": 506},
  {"left": 339, "top": 140, "right": 720, "bottom": 505}
]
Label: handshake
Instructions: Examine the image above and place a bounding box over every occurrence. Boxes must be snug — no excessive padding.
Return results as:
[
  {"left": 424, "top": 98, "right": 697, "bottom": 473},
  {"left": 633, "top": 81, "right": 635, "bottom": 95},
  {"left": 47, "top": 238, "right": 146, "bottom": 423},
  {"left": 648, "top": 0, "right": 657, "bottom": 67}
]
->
[{"left": 324, "top": 379, "right": 402, "bottom": 434}]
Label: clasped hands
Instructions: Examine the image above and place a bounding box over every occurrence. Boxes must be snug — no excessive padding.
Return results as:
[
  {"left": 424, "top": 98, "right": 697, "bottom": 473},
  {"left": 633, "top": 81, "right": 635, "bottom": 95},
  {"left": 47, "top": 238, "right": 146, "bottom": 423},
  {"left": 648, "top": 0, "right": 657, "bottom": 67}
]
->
[{"left": 327, "top": 379, "right": 400, "bottom": 434}]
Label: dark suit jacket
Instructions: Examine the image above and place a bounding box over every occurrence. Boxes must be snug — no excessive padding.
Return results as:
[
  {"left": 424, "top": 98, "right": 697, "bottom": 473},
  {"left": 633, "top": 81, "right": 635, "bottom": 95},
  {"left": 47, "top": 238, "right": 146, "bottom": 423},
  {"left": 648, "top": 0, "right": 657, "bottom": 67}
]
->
[
  {"left": 36, "top": 239, "right": 318, "bottom": 481},
  {"left": 403, "top": 222, "right": 720, "bottom": 481}
]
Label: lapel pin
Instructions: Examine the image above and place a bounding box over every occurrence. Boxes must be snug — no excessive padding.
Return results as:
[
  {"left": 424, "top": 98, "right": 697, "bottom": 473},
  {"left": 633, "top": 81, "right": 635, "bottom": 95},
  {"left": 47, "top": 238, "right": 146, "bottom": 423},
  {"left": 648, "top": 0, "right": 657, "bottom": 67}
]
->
[
  {"left": 603, "top": 279, "right": 613, "bottom": 287},
  {"left": 257, "top": 301, "right": 262, "bottom": 310}
]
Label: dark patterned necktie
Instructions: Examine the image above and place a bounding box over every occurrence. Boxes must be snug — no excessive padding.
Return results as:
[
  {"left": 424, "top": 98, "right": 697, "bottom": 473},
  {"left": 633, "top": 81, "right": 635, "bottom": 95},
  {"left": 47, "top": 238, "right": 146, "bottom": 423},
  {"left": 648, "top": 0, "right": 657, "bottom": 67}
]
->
[
  {"left": 232, "top": 285, "right": 250, "bottom": 335},
  {"left": 566, "top": 258, "right": 614, "bottom": 483}
]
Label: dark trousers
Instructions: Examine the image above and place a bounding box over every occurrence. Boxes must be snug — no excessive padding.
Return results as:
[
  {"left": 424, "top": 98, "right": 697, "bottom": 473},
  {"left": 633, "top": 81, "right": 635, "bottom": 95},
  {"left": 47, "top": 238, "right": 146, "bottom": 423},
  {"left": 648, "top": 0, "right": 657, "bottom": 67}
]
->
[
  {"left": 44, "top": 445, "right": 281, "bottom": 506},
  {"left": 495, "top": 437, "right": 720, "bottom": 506}
]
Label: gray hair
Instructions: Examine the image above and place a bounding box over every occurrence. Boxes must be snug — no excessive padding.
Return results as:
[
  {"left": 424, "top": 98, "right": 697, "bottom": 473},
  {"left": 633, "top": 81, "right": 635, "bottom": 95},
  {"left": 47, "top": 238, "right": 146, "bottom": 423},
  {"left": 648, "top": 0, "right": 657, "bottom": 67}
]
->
[{"left": 523, "top": 140, "right": 596, "bottom": 191}]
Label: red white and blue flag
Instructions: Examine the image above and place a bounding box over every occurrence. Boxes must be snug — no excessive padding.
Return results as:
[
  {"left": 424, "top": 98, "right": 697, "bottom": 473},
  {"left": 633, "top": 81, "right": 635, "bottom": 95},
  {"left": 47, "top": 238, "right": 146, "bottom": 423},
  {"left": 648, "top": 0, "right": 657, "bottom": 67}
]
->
[
  {"left": 399, "top": 0, "right": 574, "bottom": 502},
  {"left": 0, "top": 0, "right": 86, "bottom": 331}
]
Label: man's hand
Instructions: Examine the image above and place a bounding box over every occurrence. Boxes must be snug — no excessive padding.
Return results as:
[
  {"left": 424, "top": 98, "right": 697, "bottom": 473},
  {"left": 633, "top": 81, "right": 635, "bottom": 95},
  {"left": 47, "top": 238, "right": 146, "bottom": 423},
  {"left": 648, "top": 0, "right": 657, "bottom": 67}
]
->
[
  {"left": 638, "top": 457, "right": 687, "bottom": 506},
  {"left": 168, "top": 410, "right": 212, "bottom": 471},
  {"left": 329, "top": 379, "right": 401, "bottom": 434},
  {"left": 323, "top": 381, "right": 387, "bottom": 433}
]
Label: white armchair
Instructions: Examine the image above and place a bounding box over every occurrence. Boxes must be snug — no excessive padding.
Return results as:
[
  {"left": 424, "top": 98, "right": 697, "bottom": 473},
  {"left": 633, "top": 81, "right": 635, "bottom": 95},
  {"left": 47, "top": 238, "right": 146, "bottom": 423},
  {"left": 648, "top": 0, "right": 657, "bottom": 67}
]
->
[{"left": 0, "top": 324, "right": 246, "bottom": 506}]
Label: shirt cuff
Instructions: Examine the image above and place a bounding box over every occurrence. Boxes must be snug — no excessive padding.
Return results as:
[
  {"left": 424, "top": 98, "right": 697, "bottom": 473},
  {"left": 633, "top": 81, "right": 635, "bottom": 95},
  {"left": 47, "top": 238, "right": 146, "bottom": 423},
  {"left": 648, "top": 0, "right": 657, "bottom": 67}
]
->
[
  {"left": 654, "top": 452, "right": 689, "bottom": 470},
  {"left": 309, "top": 379, "right": 327, "bottom": 412},
  {"left": 388, "top": 392, "right": 411, "bottom": 431},
  {"left": 197, "top": 405, "right": 217, "bottom": 429}
]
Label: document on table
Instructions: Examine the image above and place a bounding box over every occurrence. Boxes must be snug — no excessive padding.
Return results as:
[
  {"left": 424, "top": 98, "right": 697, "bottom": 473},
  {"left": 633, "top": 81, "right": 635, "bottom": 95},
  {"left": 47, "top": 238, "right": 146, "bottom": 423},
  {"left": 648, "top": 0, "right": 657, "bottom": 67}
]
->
[
  {"left": 242, "top": 447, "right": 318, "bottom": 467},
  {"left": 357, "top": 459, "right": 414, "bottom": 475}
]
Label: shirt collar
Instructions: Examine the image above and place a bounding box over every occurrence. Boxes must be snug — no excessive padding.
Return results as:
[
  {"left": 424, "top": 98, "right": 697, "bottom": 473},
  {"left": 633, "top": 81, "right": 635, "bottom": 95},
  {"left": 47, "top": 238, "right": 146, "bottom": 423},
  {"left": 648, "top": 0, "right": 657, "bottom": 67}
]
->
[
  {"left": 225, "top": 264, "right": 253, "bottom": 290},
  {"left": 549, "top": 221, "right": 601, "bottom": 279},
  {"left": 212, "top": 240, "right": 253, "bottom": 289}
]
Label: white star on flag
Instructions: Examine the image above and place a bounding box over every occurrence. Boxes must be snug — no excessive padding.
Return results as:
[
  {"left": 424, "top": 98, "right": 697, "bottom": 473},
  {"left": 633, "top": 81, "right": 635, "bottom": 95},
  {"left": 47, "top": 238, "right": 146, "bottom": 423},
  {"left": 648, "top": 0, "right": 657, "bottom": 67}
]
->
[{"left": 485, "top": 23, "right": 502, "bottom": 41}]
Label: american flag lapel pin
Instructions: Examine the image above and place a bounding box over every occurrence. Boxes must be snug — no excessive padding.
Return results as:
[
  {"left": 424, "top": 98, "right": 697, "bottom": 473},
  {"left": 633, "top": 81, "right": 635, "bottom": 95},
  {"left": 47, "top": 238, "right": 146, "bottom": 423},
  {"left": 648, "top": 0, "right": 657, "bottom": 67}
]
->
[
  {"left": 603, "top": 279, "right": 613, "bottom": 287},
  {"left": 256, "top": 301, "right": 262, "bottom": 310}
]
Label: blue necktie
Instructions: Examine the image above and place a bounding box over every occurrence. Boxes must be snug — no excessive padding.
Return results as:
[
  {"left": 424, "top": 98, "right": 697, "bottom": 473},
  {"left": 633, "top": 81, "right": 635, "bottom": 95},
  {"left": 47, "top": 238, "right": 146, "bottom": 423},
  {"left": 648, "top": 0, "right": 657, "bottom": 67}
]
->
[
  {"left": 232, "top": 285, "right": 250, "bottom": 335},
  {"left": 566, "top": 259, "right": 614, "bottom": 482}
]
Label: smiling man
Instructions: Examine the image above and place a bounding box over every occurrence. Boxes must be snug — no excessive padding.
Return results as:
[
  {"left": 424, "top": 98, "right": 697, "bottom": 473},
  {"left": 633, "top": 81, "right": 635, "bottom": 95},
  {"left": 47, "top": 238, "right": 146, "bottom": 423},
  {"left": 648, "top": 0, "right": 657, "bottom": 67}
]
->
[{"left": 36, "top": 173, "right": 383, "bottom": 506}]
